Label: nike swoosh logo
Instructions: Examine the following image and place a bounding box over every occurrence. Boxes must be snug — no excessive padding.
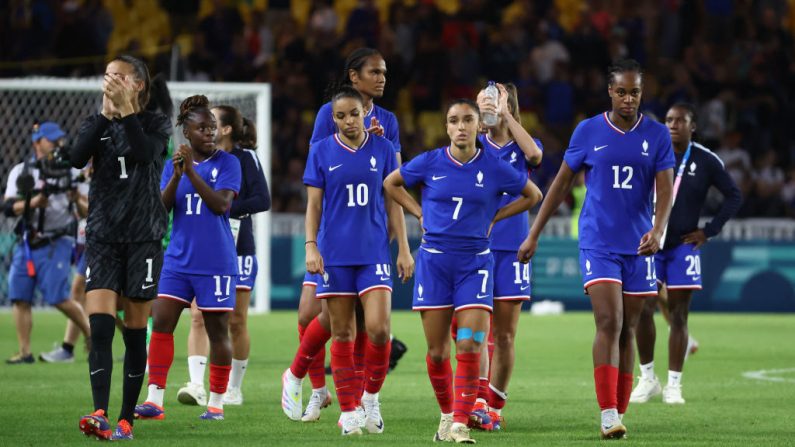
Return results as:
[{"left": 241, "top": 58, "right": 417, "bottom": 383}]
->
[
  {"left": 379, "top": 276, "right": 390, "bottom": 281},
  {"left": 649, "top": 282, "right": 657, "bottom": 287},
  {"left": 376, "top": 421, "right": 384, "bottom": 430},
  {"left": 239, "top": 277, "right": 250, "bottom": 281},
  {"left": 90, "top": 368, "right": 105, "bottom": 376},
  {"left": 218, "top": 296, "right": 231, "bottom": 302},
  {"left": 461, "top": 393, "right": 475, "bottom": 398},
  {"left": 329, "top": 164, "right": 343, "bottom": 171},
  {"left": 692, "top": 276, "right": 701, "bottom": 281},
  {"left": 520, "top": 285, "right": 530, "bottom": 291},
  {"left": 127, "top": 372, "right": 144, "bottom": 378},
  {"left": 142, "top": 284, "right": 156, "bottom": 290},
  {"left": 476, "top": 294, "right": 489, "bottom": 299},
  {"left": 431, "top": 175, "right": 447, "bottom": 181},
  {"left": 594, "top": 145, "right": 608, "bottom": 151},
  {"left": 101, "top": 137, "right": 111, "bottom": 141}
]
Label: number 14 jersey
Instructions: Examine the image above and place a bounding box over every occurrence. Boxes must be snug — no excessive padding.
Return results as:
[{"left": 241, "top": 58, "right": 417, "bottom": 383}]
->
[{"left": 564, "top": 112, "right": 675, "bottom": 255}]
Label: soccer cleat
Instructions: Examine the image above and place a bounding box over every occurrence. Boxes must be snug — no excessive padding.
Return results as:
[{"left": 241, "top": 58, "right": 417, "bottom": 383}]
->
[
  {"left": 281, "top": 368, "right": 303, "bottom": 421},
  {"left": 39, "top": 345, "right": 74, "bottom": 363},
  {"left": 6, "top": 352, "right": 34, "bottom": 364},
  {"left": 177, "top": 382, "right": 207, "bottom": 406},
  {"left": 685, "top": 336, "right": 699, "bottom": 360},
  {"left": 468, "top": 401, "right": 493, "bottom": 431},
  {"left": 199, "top": 407, "right": 225, "bottom": 420},
  {"left": 600, "top": 421, "right": 627, "bottom": 440},
  {"left": 79, "top": 409, "right": 112, "bottom": 440},
  {"left": 434, "top": 413, "right": 453, "bottom": 442},
  {"left": 629, "top": 376, "right": 662, "bottom": 403},
  {"left": 301, "top": 388, "right": 332, "bottom": 422},
  {"left": 339, "top": 411, "right": 363, "bottom": 436},
  {"left": 362, "top": 395, "right": 384, "bottom": 434},
  {"left": 134, "top": 402, "right": 165, "bottom": 420},
  {"left": 450, "top": 422, "right": 477, "bottom": 444},
  {"left": 662, "top": 384, "right": 686, "bottom": 404},
  {"left": 110, "top": 419, "right": 133, "bottom": 440},
  {"left": 223, "top": 386, "right": 243, "bottom": 405},
  {"left": 486, "top": 411, "right": 502, "bottom": 431},
  {"left": 388, "top": 337, "right": 408, "bottom": 373}
]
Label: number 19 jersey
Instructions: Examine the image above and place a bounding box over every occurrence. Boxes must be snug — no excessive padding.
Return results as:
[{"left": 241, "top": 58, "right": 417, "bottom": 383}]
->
[
  {"left": 303, "top": 133, "right": 398, "bottom": 266},
  {"left": 400, "top": 147, "right": 527, "bottom": 254},
  {"left": 160, "top": 150, "right": 241, "bottom": 275},
  {"left": 564, "top": 113, "right": 675, "bottom": 254}
]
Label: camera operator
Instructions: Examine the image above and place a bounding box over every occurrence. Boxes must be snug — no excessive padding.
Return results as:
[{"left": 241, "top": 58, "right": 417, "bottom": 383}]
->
[{"left": 3, "top": 121, "right": 90, "bottom": 364}]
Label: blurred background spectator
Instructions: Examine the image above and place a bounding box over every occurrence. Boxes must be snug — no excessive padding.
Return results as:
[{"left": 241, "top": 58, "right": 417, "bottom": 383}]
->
[{"left": 2, "top": 0, "right": 794, "bottom": 216}]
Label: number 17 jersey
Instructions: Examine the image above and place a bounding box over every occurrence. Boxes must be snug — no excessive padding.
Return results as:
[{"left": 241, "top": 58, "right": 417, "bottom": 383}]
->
[{"left": 564, "top": 112, "right": 675, "bottom": 254}]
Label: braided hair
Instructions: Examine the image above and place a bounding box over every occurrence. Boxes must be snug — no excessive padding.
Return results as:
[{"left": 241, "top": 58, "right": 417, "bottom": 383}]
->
[
  {"left": 323, "top": 47, "right": 382, "bottom": 101},
  {"left": 177, "top": 95, "right": 210, "bottom": 127},
  {"left": 607, "top": 59, "right": 643, "bottom": 86}
]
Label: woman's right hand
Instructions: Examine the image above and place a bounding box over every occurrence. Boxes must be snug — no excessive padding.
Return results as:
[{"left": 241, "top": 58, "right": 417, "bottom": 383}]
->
[
  {"left": 517, "top": 235, "right": 538, "bottom": 264},
  {"left": 101, "top": 94, "right": 118, "bottom": 120},
  {"left": 176, "top": 144, "right": 194, "bottom": 175},
  {"left": 305, "top": 243, "right": 324, "bottom": 274}
]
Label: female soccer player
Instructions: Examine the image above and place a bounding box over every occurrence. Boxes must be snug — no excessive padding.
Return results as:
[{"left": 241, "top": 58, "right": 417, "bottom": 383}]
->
[
  {"left": 283, "top": 47, "right": 406, "bottom": 423},
  {"left": 473, "top": 82, "right": 543, "bottom": 428},
  {"left": 72, "top": 55, "right": 172, "bottom": 440},
  {"left": 178, "top": 105, "right": 271, "bottom": 407},
  {"left": 383, "top": 99, "right": 542, "bottom": 443},
  {"left": 518, "top": 59, "right": 675, "bottom": 439},
  {"left": 290, "top": 86, "right": 411, "bottom": 436},
  {"left": 630, "top": 103, "right": 740, "bottom": 405},
  {"left": 133, "top": 95, "right": 241, "bottom": 422}
]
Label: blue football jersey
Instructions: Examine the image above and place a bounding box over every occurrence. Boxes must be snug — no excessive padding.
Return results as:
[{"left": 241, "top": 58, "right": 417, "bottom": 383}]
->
[
  {"left": 303, "top": 133, "right": 398, "bottom": 266},
  {"left": 563, "top": 112, "right": 675, "bottom": 254},
  {"left": 401, "top": 146, "right": 527, "bottom": 254},
  {"left": 161, "top": 150, "right": 242, "bottom": 275},
  {"left": 310, "top": 101, "right": 401, "bottom": 153},
  {"left": 480, "top": 134, "right": 544, "bottom": 251}
]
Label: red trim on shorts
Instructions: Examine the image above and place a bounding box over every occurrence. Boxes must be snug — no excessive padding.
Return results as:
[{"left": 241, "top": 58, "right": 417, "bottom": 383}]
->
[
  {"left": 623, "top": 291, "right": 658, "bottom": 296},
  {"left": 412, "top": 304, "right": 454, "bottom": 311},
  {"left": 158, "top": 294, "right": 190, "bottom": 305},
  {"left": 584, "top": 278, "right": 623, "bottom": 289},
  {"left": 359, "top": 285, "right": 392, "bottom": 296},
  {"left": 494, "top": 295, "right": 531, "bottom": 301},
  {"left": 316, "top": 292, "right": 358, "bottom": 300},
  {"left": 665, "top": 285, "right": 702, "bottom": 290},
  {"left": 197, "top": 307, "right": 235, "bottom": 312},
  {"left": 236, "top": 285, "right": 252, "bottom": 291},
  {"left": 455, "top": 304, "right": 493, "bottom": 312},
  {"left": 302, "top": 281, "right": 317, "bottom": 288}
]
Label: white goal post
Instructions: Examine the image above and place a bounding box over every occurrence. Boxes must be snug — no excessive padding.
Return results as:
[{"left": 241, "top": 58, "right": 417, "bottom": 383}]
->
[{"left": 0, "top": 79, "right": 272, "bottom": 313}]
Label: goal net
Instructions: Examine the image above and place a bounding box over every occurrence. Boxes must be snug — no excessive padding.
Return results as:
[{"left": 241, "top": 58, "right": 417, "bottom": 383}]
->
[{"left": 0, "top": 79, "right": 272, "bottom": 313}]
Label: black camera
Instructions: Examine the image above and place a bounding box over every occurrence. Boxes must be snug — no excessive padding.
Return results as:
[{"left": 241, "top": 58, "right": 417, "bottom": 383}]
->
[{"left": 16, "top": 146, "right": 75, "bottom": 197}]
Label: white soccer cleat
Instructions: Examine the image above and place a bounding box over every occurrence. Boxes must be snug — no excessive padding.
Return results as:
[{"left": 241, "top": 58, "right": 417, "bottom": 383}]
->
[
  {"left": 281, "top": 369, "right": 303, "bottom": 421},
  {"left": 177, "top": 382, "right": 207, "bottom": 406},
  {"left": 685, "top": 336, "right": 699, "bottom": 360},
  {"left": 449, "top": 421, "right": 476, "bottom": 444},
  {"left": 339, "top": 411, "right": 363, "bottom": 436},
  {"left": 301, "top": 388, "right": 332, "bottom": 422},
  {"left": 629, "top": 376, "right": 662, "bottom": 403},
  {"left": 600, "top": 410, "right": 627, "bottom": 440},
  {"left": 362, "top": 394, "right": 384, "bottom": 434},
  {"left": 662, "top": 384, "right": 686, "bottom": 404},
  {"left": 223, "top": 386, "right": 243, "bottom": 405},
  {"left": 434, "top": 413, "right": 453, "bottom": 442}
]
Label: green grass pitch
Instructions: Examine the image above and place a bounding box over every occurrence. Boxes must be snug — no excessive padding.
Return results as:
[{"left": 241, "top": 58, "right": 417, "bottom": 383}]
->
[{"left": 1, "top": 310, "right": 794, "bottom": 446}]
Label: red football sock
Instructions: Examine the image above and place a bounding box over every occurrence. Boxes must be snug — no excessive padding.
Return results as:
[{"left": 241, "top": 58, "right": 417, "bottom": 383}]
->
[
  {"left": 354, "top": 331, "right": 368, "bottom": 403},
  {"left": 426, "top": 355, "right": 453, "bottom": 414},
  {"left": 478, "top": 377, "right": 490, "bottom": 401},
  {"left": 453, "top": 352, "right": 480, "bottom": 425},
  {"left": 209, "top": 363, "right": 231, "bottom": 395},
  {"left": 289, "top": 317, "right": 330, "bottom": 381},
  {"left": 617, "top": 372, "right": 633, "bottom": 414},
  {"left": 147, "top": 332, "right": 174, "bottom": 388},
  {"left": 297, "top": 323, "right": 306, "bottom": 340},
  {"left": 488, "top": 384, "right": 507, "bottom": 410},
  {"left": 594, "top": 364, "right": 619, "bottom": 410},
  {"left": 450, "top": 316, "right": 458, "bottom": 341},
  {"left": 308, "top": 347, "right": 326, "bottom": 389},
  {"left": 364, "top": 339, "right": 391, "bottom": 394},
  {"left": 330, "top": 340, "right": 357, "bottom": 412}
]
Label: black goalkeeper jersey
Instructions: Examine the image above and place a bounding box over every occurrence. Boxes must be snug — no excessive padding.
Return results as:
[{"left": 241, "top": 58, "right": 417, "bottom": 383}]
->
[{"left": 70, "top": 111, "right": 172, "bottom": 243}]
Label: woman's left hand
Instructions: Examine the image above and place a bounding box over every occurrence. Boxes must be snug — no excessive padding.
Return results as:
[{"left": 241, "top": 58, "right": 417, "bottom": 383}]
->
[{"left": 396, "top": 250, "right": 415, "bottom": 283}]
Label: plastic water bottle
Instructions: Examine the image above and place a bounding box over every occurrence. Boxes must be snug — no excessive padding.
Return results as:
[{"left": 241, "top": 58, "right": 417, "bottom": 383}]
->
[{"left": 482, "top": 81, "right": 499, "bottom": 127}]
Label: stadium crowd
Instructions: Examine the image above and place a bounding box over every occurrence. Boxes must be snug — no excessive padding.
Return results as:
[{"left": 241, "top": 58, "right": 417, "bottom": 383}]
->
[{"left": 2, "top": 0, "right": 795, "bottom": 217}]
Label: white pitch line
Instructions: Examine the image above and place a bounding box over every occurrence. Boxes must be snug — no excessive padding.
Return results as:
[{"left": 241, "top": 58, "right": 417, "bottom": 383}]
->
[{"left": 742, "top": 368, "right": 795, "bottom": 383}]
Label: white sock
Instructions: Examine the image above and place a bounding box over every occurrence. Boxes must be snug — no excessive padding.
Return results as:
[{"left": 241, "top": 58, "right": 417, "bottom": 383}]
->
[
  {"left": 313, "top": 386, "right": 328, "bottom": 395},
  {"left": 668, "top": 370, "right": 682, "bottom": 387},
  {"left": 208, "top": 392, "right": 224, "bottom": 411},
  {"left": 146, "top": 384, "right": 165, "bottom": 407},
  {"left": 188, "top": 355, "right": 207, "bottom": 386},
  {"left": 640, "top": 361, "right": 655, "bottom": 380},
  {"left": 228, "top": 358, "right": 248, "bottom": 389},
  {"left": 362, "top": 391, "right": 379, "bottom": 402}
]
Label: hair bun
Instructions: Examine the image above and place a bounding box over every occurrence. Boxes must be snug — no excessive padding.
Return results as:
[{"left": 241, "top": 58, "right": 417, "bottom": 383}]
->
[{"left": 177, "top": 95, "right": 210, "bottom": 126}]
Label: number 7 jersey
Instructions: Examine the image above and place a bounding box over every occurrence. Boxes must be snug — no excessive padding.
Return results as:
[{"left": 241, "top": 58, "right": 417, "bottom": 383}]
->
[
  {"left": 303, "top": 133, "right": 398, "bottom": 266},
  {"left": 160, "top": 150, "right": 241, "bottom": 275},
  {"left": 564, "top": 112, "right": 675, "bottom": 254}
]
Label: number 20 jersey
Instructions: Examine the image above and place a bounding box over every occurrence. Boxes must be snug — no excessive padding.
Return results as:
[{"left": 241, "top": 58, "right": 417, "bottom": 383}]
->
[
  {"left": 303, "top": 133, "right": 398, "bottom": 266},
  {"left": 160, "top": 150, "right": 241, "bottom": 275},
  {"left": 563, "top": 112, "right": 675, "bottom": 255}
]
